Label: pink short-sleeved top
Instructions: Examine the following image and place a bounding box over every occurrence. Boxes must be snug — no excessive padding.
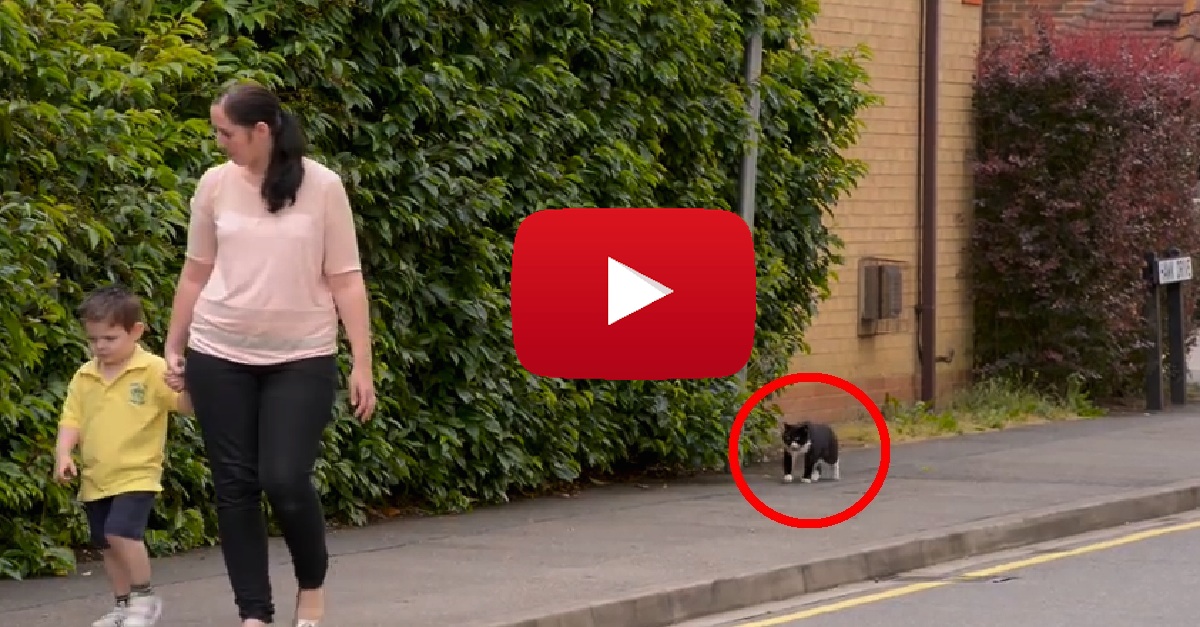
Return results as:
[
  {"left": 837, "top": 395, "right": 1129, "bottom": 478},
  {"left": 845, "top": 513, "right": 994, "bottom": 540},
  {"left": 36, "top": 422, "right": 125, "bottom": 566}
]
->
[{"left": 184, "top": 157, "right": 363, "bottom": 365}]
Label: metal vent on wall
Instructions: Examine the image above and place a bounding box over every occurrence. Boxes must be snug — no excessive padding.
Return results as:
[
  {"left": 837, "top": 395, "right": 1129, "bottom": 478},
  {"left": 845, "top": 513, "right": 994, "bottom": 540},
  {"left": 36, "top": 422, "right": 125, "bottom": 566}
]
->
[{"left": 859, "top": 257, "right": 907, "bottom": 337}]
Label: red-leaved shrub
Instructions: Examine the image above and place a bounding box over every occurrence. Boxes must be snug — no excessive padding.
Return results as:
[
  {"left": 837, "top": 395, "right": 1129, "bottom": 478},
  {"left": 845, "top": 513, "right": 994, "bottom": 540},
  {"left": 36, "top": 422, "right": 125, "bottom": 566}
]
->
[{"left": 971, "top": 16, "right": 1200, "bottom": 398}]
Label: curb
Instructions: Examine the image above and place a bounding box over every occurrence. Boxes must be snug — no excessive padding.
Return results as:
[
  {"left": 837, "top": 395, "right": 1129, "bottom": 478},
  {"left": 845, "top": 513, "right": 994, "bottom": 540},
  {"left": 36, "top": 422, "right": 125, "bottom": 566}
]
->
[{"left": 494, "top": 480, "right": 1200, "bottom": 627}]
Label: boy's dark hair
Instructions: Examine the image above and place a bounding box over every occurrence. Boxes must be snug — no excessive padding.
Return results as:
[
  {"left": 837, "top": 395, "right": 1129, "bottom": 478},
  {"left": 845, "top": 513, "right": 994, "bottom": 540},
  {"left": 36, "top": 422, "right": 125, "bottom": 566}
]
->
[{"left": 78, "top": 285, "right": 144, "bottom": 331}]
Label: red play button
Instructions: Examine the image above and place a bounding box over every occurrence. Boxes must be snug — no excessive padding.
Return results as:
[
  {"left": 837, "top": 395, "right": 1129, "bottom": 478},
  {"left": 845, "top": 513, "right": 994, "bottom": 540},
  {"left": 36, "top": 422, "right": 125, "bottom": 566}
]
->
[{"left": 510, "top": 207, "right": 756, "bottom": 380}]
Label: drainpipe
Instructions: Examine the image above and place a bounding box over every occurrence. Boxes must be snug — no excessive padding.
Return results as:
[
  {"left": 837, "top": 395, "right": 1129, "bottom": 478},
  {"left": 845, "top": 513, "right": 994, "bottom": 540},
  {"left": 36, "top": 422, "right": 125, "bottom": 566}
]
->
[{"left": 918, "top": 0, "right": 941, "bottom": 402}]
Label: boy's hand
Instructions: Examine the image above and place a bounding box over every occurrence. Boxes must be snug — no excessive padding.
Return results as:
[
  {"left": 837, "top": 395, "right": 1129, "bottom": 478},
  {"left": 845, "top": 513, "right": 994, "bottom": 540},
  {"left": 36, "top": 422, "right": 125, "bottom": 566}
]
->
[{"left": 54, "top": 455, "right": 77, "bottom": 483}]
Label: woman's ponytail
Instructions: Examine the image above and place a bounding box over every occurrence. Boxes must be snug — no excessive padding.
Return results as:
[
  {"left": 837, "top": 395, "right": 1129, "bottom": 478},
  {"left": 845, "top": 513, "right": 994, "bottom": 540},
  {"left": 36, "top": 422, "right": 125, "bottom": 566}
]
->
[
  {"left": 214, "top": 81, "right": 308, "bottom": 214},
  {"left": 262, "top": 110, "right": 306, "bottom": 214}
]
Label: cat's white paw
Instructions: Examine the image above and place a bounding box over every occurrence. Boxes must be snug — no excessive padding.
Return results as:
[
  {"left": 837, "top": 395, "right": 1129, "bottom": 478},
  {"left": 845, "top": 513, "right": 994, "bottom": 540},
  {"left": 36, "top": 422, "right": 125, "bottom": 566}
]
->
[
  {"left": 832, "top": 463, "right": 841, "bottom": 481},
  {"left": 800, "top": 477, "right": 812, "bottom": 484},
  {"left": 811, "top": 470, "right": 821, "bottom": 482},
  {"left": 783, "top": 474, "right": 793, "bottom": 483}
]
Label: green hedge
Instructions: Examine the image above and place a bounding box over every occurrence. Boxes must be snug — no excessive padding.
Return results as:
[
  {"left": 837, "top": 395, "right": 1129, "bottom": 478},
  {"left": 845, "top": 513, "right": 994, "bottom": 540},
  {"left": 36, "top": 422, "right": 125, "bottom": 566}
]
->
[{"left": 0, "top": 0, "right": 874, "bottom": 579}]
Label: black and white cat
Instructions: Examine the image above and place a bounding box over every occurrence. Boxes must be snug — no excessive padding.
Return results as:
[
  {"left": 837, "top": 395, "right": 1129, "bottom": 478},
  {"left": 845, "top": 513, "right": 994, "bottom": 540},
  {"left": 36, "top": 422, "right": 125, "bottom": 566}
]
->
[{"left": 781, "top": 421, "right": 840, "bottom": 484}]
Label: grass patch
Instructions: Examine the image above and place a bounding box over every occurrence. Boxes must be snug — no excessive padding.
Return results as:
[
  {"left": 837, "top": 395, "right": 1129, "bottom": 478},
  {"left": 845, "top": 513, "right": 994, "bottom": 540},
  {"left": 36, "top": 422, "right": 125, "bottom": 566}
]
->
[{"left": 835, "top": 374, "right": 1106, "bottom": 447}]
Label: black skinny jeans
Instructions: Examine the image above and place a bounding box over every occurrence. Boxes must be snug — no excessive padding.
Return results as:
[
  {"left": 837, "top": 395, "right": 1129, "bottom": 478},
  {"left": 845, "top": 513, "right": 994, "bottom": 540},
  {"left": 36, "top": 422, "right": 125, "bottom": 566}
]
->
[{"left": 184, "top": 348, "right": 337, "bottom": 624}]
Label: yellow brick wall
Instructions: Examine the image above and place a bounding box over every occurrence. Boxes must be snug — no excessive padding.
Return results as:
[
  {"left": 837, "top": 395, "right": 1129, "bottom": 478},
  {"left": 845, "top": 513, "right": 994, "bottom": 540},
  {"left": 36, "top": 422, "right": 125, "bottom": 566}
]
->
[{"left": 775, "top": 0, "right": 982, "bottom": 423}]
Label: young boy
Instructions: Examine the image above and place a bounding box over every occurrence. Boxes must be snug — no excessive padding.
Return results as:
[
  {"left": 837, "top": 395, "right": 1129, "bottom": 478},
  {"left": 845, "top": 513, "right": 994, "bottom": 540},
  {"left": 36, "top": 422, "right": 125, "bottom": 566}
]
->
[{"left": 54, "top": 285, "right": 193, "bottom": 627}]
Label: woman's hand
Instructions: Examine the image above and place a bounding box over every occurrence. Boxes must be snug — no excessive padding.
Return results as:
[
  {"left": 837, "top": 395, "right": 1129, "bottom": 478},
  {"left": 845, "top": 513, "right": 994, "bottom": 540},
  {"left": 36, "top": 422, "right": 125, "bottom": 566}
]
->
[
  {"left": 348, "top": 362, "right": 377, "bottom": 421},
  {"left": 164, "top": 349, "right": 186, "bottom": 392}
]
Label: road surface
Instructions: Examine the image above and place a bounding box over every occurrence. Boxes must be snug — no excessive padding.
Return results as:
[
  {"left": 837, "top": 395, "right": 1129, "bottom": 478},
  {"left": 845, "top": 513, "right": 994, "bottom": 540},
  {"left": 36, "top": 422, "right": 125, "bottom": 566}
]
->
[{"left": 681, "top": 510, "right": 1200, "bottom": 627}]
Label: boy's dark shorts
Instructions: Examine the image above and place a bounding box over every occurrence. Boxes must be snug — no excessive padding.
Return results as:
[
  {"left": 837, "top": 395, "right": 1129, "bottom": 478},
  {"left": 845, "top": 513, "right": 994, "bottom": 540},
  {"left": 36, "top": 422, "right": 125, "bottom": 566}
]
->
[{"left": 82, "top": 491, "right": 156, "bottom": 550}]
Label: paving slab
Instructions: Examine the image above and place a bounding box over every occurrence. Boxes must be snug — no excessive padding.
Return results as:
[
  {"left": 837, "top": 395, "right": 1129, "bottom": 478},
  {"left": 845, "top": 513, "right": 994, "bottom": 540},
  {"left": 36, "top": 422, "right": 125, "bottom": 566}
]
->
[{"left": 3, "top": 409, "right": 1199, "bottom": 627}]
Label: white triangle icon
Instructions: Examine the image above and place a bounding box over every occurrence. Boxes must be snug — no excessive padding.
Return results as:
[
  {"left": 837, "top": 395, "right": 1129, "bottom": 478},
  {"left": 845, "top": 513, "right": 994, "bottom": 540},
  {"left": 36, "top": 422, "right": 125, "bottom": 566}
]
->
[{"left": 608, "top": 257, "right": 673, "bottom": 325}]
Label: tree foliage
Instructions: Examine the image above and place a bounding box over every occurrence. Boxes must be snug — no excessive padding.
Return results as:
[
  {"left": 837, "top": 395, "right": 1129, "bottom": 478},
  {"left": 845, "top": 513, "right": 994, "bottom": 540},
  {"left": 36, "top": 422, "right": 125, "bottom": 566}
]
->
[
  {"left": 971, "top": 17, "right": 1200, "bottom": 398},
  {"left": 0, "top": 0, "right": 873, "bottom": 579}
]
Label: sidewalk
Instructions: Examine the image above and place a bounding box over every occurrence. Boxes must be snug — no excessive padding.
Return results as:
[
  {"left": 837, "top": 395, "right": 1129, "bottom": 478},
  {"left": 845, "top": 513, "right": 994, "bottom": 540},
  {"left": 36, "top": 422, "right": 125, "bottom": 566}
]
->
[{"left": 4, "top": 409, "right": 1200, "bottom": 626}]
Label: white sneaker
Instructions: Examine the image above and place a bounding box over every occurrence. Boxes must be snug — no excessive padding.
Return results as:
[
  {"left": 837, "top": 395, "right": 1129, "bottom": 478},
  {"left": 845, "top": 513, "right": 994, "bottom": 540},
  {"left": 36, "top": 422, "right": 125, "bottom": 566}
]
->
[
  {"left": 91, "top": 604, "right": 126, "bottom": 627},
  {"left": 122, "top": 594, "right": 162, "bottom": 627}
]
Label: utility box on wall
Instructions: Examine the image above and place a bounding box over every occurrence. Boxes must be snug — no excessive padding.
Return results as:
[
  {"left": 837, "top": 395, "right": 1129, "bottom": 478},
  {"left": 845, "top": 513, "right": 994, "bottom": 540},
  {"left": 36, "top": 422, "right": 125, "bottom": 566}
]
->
[{"left": 858, "top": 256, "right": 907, "bottom": 337}]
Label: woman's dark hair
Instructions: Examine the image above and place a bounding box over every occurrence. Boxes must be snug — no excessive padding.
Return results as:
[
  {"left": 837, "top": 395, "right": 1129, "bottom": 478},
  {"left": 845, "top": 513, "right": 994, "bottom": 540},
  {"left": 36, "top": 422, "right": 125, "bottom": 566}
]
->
[{"left": 215, "top": 81, "right": 306, "bottom": 214}]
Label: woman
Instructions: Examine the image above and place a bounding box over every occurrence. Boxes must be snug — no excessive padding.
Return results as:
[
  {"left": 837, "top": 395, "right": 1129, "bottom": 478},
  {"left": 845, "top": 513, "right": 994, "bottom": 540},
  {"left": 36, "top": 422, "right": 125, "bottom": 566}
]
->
[{"left": 162, "top": 80, "right": 376, "bottom": 627}]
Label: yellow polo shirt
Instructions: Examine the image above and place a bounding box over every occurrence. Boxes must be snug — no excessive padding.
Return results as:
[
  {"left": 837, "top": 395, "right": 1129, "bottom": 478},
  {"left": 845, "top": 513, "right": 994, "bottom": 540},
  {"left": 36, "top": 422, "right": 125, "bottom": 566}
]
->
[{"left": 59, "top": 345, "right": 182, "bottom": 502}]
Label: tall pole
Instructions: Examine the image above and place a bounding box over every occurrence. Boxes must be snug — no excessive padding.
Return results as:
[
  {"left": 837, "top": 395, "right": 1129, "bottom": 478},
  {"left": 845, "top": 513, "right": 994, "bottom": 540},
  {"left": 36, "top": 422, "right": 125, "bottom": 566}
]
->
[
  {"left": 735, "top": 0, "right": 764, "bottom": 391},
  {"left": 728, "top": 1, "right": 764, "bottom": 471}
]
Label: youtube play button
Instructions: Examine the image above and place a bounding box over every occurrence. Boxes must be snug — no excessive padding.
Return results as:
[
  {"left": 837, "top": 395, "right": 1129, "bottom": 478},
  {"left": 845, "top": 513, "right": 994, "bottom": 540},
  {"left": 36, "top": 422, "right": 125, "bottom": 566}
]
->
[
  {"left": 511, "top": 207, "right": 757, "bottom": 381},
  {"left": 608, "top": 257, "right": 673, "bottom": 325}
]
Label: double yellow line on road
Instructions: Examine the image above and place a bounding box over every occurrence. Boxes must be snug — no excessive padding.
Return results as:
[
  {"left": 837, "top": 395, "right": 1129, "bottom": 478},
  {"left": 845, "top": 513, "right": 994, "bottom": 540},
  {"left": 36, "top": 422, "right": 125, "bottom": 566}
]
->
[{"left": 738, "top": 518, "right": 1200, "bottom": 625}]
